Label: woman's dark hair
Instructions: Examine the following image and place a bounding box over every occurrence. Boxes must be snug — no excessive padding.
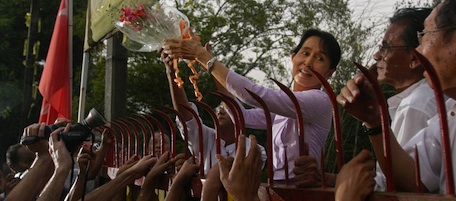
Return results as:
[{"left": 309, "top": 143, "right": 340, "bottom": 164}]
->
[
  {"left": 292, "top": 29, "right": 341, "bottom": 70},
  {"left": 435, "top": 0, "right": 456, "bottom": 41},
  {"left": 390, "top": 8, "right": 432, "bottom": 48}
]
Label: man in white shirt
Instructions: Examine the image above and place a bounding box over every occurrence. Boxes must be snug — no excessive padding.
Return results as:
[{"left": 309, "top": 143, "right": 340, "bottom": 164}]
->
[
  {"left": 175, "top": 102, "right": 267, "bottom": 173},
  {"left": 337, "top": 1, "right": 456, "bottom": 193},
  {"left": 371, "top": 7, "right": 435, "bottom": 191}
]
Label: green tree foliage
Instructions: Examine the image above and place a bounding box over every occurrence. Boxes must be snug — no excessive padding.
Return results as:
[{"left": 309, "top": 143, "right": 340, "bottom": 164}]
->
[{"left": 0, "top": 0, "right": 45, "bottom": 165}]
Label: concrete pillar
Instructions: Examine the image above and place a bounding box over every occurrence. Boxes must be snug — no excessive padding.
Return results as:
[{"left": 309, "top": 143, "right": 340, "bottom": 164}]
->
[{"left": 105, "top": 32, "right": 128, "bottom": 121}]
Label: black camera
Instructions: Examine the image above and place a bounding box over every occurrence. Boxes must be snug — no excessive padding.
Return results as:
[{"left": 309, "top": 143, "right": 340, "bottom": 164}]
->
[{"left": 20, "top": 108, "right": 107, "bottom": 153}]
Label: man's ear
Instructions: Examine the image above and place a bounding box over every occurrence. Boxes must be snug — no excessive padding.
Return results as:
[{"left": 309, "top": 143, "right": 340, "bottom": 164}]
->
[{"left": 410, "top": 54, "right": 422, "bottom": 69}]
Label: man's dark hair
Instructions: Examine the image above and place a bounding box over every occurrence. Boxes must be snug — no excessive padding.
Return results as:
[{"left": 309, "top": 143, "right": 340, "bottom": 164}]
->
[
  {"left": 435, "top": 0, "right": 456, "bottom": 40},
  {"left": 390, "top": 8, "right": 432, "bottom": 47},
  {"left": 292, "top": 29, "right": 341, "bottom": 70},
  {"left": 6, "top": 144, "right": 22, "bottom": 165}
]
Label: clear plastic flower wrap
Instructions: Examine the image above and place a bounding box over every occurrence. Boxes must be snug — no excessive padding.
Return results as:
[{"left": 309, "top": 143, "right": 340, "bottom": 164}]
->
[
  {"left": 115, "top": 2, "right": 203, "bottom": 101},
  {"left": 115, "top": 3, "right": 190, "bottom": 52}
]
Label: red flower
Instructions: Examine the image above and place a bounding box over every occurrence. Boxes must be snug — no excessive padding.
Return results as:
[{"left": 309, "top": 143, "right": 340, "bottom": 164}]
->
[
  {"left": 119, "top": 4, "right": 150, "bottom": 31},
  {"left": 135, "top": 4, "right": 147, "bottom": 18},
  {"left": 119, "top": 4, "right": 146, "bottom": 24}
]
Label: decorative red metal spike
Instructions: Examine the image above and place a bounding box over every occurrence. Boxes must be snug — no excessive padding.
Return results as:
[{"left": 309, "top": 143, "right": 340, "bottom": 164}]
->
[
  {"left": 112, "top": 122, "right": 127, "bottom": 166},
  {"left": 111, "top": 121, "right": 132, "bottom": 164},
  {"left": 178, "top": 103, "right": 205, "bottom": 177},
  {"left": 309, "top": 69, "right": 344, "bottom": 171},
  {"left": 142, "top": 114, "right": 166, "bottom": 157},
  {"left": 191, "top": 100, "right": 222, "bottom": 155},
  {"left": 153, "top": 109, "right": 177, "bottom": 158},
  {"left": 413, "top": 50, "right": 454, "bottom": 195},
  {"left": 164, "top": 106, "right": 190, "bottom": 158},
  {"left": 127, "top": 117, "right": 149, "bottom": 157},
  {"left": 245, "top": 88, "right": 274, "bottom": 186},
  {"left": 118, "top": 118, "right": 139, "bottom": 157},
  {"left": 213, "top": 92, "right": 246, "bottom": 137},
  {"left": 101, "top": 126, "right": 119, "bottom": 167},
  {"left": 210, "top": 91, "right": 245, "bottom": 149},
  {"left": 353, "top": 62, "right": 394, "bottom": 192},
  {"left": 133, "top": 114, "right": 156, "bottom": 157},
  {"left": 270, "top": 78, "right": 307, "bottom": 156}
]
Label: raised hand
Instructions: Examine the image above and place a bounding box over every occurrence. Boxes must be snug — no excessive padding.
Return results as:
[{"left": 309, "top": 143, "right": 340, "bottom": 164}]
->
[
  {"left": 85, "top": 129, "right": 114, "bottom": 179},
  {"left": 137, "top": 152, "right": 176, "bottom": 201},
  {"left": 336, "top": 73, "right": 381, "bottom": 127},
  {"left": 217, "top": 135, "right": 262, "bottom": 201},
  {"left": 143, "top": 151, "right": 176, "bottom": 185},
  {"left": 163, "top": 29, "right": 207, "bottom": 62},
  {"left": 335, "top": 149, "right": 376, "bottom": 201},
  {"left": 35, "top": 124, "right": 72, "bottom": 201},
  {"left": 53, "top": 118, "right": 71, "bottom": 127},
  {"left": 164, "top": 156, "right": 199, "bottom": 201},
  {"left": 116, "top": 155, "right": 139, "bottom": 177},
  {"left": 173, "top": 156, "right": 199, "bottom": 184},
  {"left": 160, "top": 48, "right": 174, "bottom": 70},
  {"left": 127, "top": 155, "right": 158, "bottom": 180},
  {"left": 48, "top": 124, "right": 72, "bottom": 170},
  {"left": 202, "top": 163, "right": 223, "bottom": 201},
  {"left": 76, "top": 146, "right": 92, "bottom": 177},
  {"left": 293, "top": 155, "right": 321, "bottom": 187},
  {"left": 22, "top": 123, "right": 50, "bottom": 156},
  {"left": 174, "top": 153, "right": 187, "bottom": 172}
]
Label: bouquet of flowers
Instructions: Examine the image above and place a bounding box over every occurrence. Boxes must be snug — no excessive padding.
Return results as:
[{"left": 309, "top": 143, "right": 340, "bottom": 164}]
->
[
  {"left": 115, "top": 2, "right": 203, "bottom": 101},
  {"left": 115, "top": 2, "right": 190, "bottom": 52}
]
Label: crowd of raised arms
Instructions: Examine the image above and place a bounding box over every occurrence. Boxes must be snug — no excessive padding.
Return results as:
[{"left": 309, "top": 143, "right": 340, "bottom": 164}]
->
[{"left": 1, "top": 1, "right": 456, "bottom": 201}]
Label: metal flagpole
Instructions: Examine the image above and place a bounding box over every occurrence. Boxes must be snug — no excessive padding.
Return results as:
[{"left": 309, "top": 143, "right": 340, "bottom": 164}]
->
[
  {"left": 79, "top": 53, "right": 89, "bottom": 122},
  {"left": 78, "top": 0, "right": 91, "bottom": 122}
]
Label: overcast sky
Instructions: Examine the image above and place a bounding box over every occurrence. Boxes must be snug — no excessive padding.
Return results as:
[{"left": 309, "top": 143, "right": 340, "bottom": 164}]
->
[{"left": 350, "top": 0, "right": 433, "bottom": 61}]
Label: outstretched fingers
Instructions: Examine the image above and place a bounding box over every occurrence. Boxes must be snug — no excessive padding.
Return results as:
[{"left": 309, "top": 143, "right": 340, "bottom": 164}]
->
[
  {"left": 246, "top": 135, "right": 261, "bottom": 169},
  {"left": 234, "top": 135, "right": 247, "bottom": 166}
]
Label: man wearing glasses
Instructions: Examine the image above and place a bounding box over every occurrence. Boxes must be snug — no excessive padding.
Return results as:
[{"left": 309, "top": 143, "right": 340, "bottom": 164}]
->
[
  {"left": 371, "top": 7, "right": 436, "bottom": 191},
  {"left": 338, "top": 0, "right": 456, "bottom": 194}
]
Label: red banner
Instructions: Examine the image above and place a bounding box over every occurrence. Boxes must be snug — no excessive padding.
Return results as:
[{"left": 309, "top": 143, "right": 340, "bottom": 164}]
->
[{"left": 38, "top": 0, "right": 71, "bottom": 124}]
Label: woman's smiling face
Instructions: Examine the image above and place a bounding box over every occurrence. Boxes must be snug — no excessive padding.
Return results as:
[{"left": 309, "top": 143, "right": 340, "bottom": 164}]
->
[{"left": 292, "top": 36, "right": 334, "bottom": 91}]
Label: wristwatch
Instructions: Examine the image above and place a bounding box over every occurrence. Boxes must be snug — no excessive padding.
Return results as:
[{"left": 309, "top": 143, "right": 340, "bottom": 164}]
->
[
  {"left": 362, "top": 123, "right": 382, "bottom": 136},
  {"left": 206, "top": 56, "right": 217, "bottom": 73}
]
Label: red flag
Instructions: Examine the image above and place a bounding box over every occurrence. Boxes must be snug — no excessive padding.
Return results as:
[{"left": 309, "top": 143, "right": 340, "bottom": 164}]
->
[{"left": 39, "top": 0, "right": 71, "bottom": 124}]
